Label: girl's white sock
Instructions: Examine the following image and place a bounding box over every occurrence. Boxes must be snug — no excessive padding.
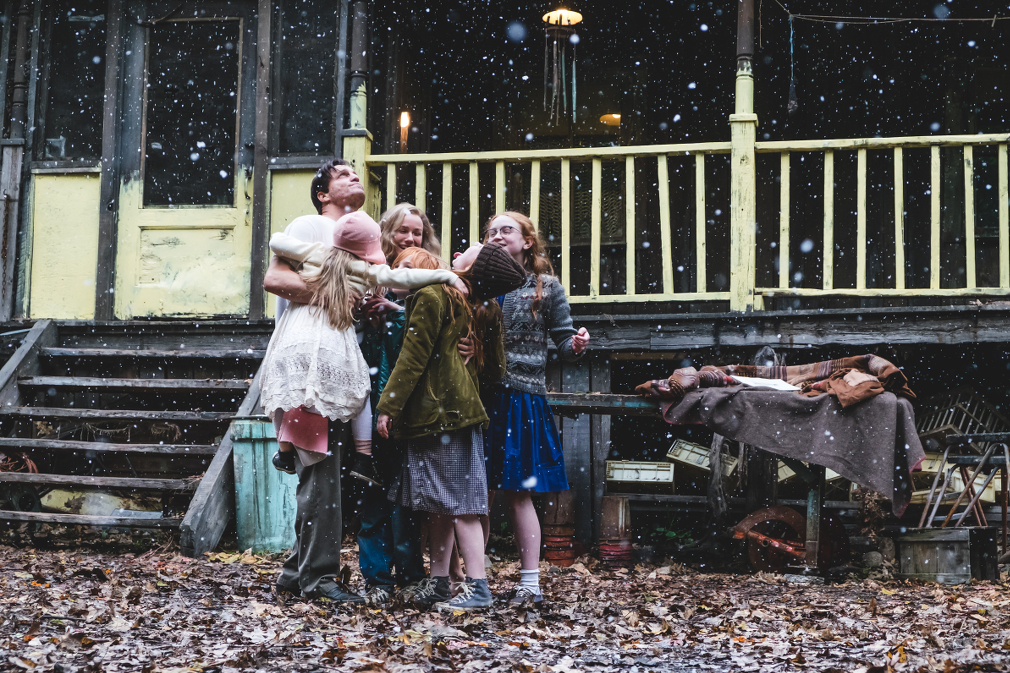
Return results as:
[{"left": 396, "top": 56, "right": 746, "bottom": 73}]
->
[{"left": 519, "top": 568, "right": 541, "bottom": 596}]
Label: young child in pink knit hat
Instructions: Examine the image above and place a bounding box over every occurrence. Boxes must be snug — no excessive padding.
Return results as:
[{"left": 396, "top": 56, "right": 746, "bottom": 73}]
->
[{"left": 259, "top": 211, "right": 467, "bottom": 479}]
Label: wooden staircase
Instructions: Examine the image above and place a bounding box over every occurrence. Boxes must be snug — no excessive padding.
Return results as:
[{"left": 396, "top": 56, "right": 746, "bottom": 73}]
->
[{"left": 0, "top": 320, "right": 273, "bottom": 556}]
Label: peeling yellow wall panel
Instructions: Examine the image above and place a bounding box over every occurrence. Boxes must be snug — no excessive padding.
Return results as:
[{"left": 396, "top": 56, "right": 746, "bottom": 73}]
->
[
  {"left": 114, "top": 174, "right": 252, "bottom": 318},
  {"left": 29, "top": 174, "right": 101, "bottom": 319},
  {"left": 267, "top": 170, "right": 318, "bottom": 318}
]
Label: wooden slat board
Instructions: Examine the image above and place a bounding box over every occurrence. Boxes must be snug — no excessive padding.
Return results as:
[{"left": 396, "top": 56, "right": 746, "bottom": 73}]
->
[
  {"left": 0, "top": 437, "right": 217, "bottom": 455},
  {"left": 19, "top": 376, "right": 250, "bottom": 391},
  {"left": 0, "top": 472, "right": 198, "bottom": 490},
  {"left": 547, "top": 392, "right": 660, "bottom": 416},
  {"left": 3, "top": 407, "right": 234, "bottom": 421},
  {"left": 0, "top": 510, "right": 182, "bottom": 528},
  {"left": 41, "top": 348, "right": 265, "bottom": 360}
]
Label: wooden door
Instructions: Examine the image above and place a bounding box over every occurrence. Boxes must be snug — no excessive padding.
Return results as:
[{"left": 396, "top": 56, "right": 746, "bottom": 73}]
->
[{"left": 114, "top": 0, "right": 256, "bottom": 318}]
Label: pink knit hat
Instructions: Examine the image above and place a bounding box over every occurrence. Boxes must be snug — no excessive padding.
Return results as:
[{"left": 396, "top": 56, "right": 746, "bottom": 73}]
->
[{"left": 333, "top": 211, "right": 386, "bottom": 265}]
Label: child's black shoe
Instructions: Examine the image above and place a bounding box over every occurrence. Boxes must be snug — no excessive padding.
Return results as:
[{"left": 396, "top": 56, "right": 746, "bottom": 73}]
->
[
  {"left": 350, "top": 453, "right": 383, "bottom": 487},
  {"left": 272, "top": 450, "right": 296, "bottom": 475}
]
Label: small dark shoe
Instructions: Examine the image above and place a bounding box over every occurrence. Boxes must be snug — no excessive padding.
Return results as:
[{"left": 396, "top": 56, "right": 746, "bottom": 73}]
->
[
  {"left": 507, "top": 585, "right": 544, "bottom": 607},
  {"left": 275, "top": 583, "right": 300, "bottom": 598},
  {"left": 315, "top": 583, "right": 365, "bottom": 605},
  {"left": 436, "top": 577, "right": 493, "bottom": 612},
  {"left": 365, "top": 584, "right": 392, "bottom": 606},
  {"left": 350, "top": 453, "right": 383, "bottom": 487},
  {"left": 272, "top": 450, "right": 296, "bottom": 475},
  {"left": 408, "top": 576, "right": 451, "bottom": 611}
]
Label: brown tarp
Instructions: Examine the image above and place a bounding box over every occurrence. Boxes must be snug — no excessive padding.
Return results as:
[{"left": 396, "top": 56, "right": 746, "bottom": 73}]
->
[{"left": 663, "top": 388, "right": 926, "bottom": 517}]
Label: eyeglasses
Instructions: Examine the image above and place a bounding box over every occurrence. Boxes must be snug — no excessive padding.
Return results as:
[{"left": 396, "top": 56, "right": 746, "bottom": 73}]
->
[{"left": 486, "top": 224, "right": 518, "bottom": 238}]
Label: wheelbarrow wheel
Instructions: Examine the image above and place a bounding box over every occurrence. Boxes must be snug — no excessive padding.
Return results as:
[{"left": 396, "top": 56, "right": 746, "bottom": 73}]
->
[{"left": 735, "top": 505, "right": 850, "bottom": 573}]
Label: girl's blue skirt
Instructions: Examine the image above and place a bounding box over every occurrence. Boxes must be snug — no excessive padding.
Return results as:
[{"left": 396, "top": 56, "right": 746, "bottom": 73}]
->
[{"left": 483, "top": 385, "right": 570, "bottom": 493}]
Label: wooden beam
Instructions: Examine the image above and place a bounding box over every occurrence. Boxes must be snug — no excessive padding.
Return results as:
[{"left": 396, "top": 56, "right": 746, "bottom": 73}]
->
[
  {"left": 547, "top": 392, "right": 660, "bottom": 416},
  {"left": 894, "top": 147, "right": 905, "bottom": 290},
  {"left": 695, "top": 152, "right": 706, "bottom": 293},
  {"left": 625, "top": 156, "right": 635, "bottom": 296},
  {"left": 965, "top": 145, "right": 976, "bottom": 288},
  {"left": 657, "top": 155, "right": 674, "bottom": 294},
  {"left": 931, "top": 145, "right": 941, "bottom": 289},
  {"left": 0, "top": 320, "right": 56, "bottom": 410},
  {"left": 18, "top": 377, "right": 250, "bottom": 391},
  {"left": 94, "top": 0, "right": 124, "bottom": 320},
  {"left": 0, "top": 437, "right": 217, "bottom": 455},
  {"left": 561, "top": 159, "right": 571, "bottom": 292},
  {"left": 590, "top": 158, "right": 601, "bottom": 297},
  {"left": 3, "top": 407, "right": 234, "bottom": 421},
  {"left": 248, "top": 0, "right": 272, "bottom": 320},
  {"left": 495, "top": 160, "right": 505, "bottom": 214},
  {"left": 415, "top": 163, "right": 426, "bottom": 212},
  {"left": 441, "top": 162, "right": 452, "bottom": 262},
  {"left": 180, "top": 370, "right": 263, "bottom": 557},
  {"left": 530, "top": 159, "right": 541, "bottom": 231},
  {"left": 0, "top": 472, "right": 198, "bottom": 490},
  {"left": 0, "top": 511, "right": 182, "bottom": 528},
  {"left": 368, "top": 141, "right": 734, "bottom": 164},
  {"left": 41, "top": 347, "right": 265, "bottom": 360},
  {"left": 1001, "top": 144, "right": 1009, "bottom": 289},
  {"left": 823, "top": 150, "right": 834, "bottom": 290},
  {"left": 590, "top": 354, "right": 611, "bottom": 544},
  {"left": 856, "top": 148, "right": 866, "bottom": 290},
  {"left": 469, "top": 161, "right": 479, "bottom": 246}
]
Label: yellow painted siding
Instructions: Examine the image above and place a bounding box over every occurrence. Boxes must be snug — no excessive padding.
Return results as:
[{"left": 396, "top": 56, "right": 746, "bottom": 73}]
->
[
  {"left": 29, "top": 173, "right": 101, "bottom": 319},
  {"left": 266, "top": 170, "right": 318, "bottom": 318}
]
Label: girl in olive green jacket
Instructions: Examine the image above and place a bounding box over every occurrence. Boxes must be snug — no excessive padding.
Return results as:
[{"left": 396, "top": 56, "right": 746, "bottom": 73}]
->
[{"left": 376, "top": 243, "right": 525, "bottom": 611}]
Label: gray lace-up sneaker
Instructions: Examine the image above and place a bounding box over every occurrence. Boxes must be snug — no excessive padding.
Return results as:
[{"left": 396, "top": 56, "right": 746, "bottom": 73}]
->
[
  {"left": 408, "top": 576, "right": 451, "bottom": 611},
  {"left": 435, "top": 577, "right": 493, "bottom": 612},
  {"left": 365, "top": 584, "right": 392, "bottom": 606},
  {"left": 507, "top": 585, "right": 544, "bottom": 607}
]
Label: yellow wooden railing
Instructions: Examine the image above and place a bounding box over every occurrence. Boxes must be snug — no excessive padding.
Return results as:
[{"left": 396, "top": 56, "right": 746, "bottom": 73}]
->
[
  {"left": 362, "top": 134, "right": 1010, "bottom": 310},
  {"left": 754, "top": 134, "right": 1010, "bottom": 300},
  {"left": 367, "top": 143, "right": 733, "bottom": 304}
]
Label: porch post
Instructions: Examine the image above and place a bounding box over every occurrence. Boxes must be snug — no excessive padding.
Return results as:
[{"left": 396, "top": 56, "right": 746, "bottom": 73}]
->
[
  {"left": 729, "top": 0, "right": 760, "bottom": 312},
  {"left": 342, "top": 0, "right": 377, "bottom": 220}
]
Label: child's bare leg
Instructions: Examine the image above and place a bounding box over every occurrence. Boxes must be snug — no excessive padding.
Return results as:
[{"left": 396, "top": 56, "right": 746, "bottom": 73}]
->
[
  {"left": 449, "top": 542, "right": 465, "bottom": 584},
  {"left": 278, "top": 440, "right": 294, "bottom": 453}
]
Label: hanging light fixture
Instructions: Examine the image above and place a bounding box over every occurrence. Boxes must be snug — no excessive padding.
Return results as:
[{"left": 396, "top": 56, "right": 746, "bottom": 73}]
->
[
  {"left": 542, "top": 7, "right": 582, "bottom": 127},
  {"left": 599, "top": 113, "right": 621, "bottom": 127}
]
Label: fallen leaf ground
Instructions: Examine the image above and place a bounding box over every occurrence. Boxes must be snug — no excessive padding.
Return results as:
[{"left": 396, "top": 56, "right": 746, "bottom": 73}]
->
[{"left": 2, "top": 544, "right": 1009, "bottom": 673}]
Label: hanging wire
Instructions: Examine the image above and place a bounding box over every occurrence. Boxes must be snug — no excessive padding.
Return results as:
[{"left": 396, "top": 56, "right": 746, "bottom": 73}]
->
[
  {"left": 772, "top": 0, "right": 1007, "bottom": 25},
  {"left": 787, "top": 14, "right": 797, "bottom": 114}
]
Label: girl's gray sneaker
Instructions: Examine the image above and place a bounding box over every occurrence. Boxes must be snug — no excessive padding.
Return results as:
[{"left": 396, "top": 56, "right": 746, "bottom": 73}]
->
[{"left": 435, "top": 577, "right": 492, "bottom": 612}]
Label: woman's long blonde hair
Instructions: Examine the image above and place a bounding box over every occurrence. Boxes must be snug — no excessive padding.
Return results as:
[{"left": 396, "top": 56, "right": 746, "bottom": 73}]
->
[
  {"left": 378, "top": 203, "right": 442, "bottom": 263},
  {"left": 391, "top": 246, "right": 501, "bottom": 372},
  {"left": 304, "top": 248, "right": 361, "bottom": 330},
  {"left": 482, "top": 211, "right": 553, "bottom": 316}
]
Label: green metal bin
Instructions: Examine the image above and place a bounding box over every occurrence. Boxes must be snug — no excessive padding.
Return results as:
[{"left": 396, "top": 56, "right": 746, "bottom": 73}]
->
[{"left": 231, "top": 419, "right": 297, "bottom": 553}]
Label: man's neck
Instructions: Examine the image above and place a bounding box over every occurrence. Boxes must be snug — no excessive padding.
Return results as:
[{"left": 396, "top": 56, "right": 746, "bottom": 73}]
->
[{"left": 321, "top": 204, "right": 357, "bottom": 220}]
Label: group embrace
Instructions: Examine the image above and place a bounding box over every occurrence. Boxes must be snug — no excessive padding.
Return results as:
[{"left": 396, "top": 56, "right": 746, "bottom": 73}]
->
[{"left": 258, "top": 159, "right": 590, "bottom": 612}]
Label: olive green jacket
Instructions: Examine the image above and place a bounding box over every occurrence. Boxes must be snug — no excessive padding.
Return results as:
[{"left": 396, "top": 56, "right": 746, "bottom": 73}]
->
[{"left": 377, "top": 285, "right": 505, "bottom": 439}]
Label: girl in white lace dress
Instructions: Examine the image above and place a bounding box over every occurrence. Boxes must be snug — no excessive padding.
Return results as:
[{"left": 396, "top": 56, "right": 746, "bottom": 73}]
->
[{"left": 259, "top": 211, "right": 463, "bottom": 472}]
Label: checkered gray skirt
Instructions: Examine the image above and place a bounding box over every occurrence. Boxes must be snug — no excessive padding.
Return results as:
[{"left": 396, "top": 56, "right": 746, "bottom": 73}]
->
[{"left": 387, "top": 425, "right": 488, "bottom": 516}]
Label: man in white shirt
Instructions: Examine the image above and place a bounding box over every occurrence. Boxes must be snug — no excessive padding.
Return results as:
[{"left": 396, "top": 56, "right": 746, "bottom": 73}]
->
[{"left": 263, "top": 159, "right": 366, "bottom": 605}]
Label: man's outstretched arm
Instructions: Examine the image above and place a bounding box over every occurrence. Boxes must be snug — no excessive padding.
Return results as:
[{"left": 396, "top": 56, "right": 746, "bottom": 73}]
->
[{"left": 263, "top": 255, "right": 314, "bottom": 304}]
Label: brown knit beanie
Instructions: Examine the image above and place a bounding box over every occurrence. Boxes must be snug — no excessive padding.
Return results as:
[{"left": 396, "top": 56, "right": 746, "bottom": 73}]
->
[{"left": 468, "top": 243, "right": 527, "bottom": 300}]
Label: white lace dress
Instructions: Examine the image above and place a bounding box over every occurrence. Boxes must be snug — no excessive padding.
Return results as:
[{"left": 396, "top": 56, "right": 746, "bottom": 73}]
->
[{"left": 258, "top": 303, "right": 371, "bottom": 422}]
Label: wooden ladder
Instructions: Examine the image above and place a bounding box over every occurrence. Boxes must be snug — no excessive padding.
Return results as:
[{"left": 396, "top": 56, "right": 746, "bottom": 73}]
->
[{"left": 0, "top": 320, "right": 269, "bottom": 556}]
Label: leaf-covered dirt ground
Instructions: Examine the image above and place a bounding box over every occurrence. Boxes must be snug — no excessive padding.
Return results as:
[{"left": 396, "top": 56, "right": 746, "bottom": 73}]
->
[{"left": 2, "top": 543, "right": 1010, "bottom": 673}]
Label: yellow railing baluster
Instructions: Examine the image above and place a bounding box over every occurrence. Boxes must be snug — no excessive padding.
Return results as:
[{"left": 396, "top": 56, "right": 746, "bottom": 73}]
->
[
  {"left": 495, "top": 161, "right": 505, "bottom": 215},
  {"left": 964, "top": 145, "right": 976, "bottom": 288},
  {"left": 415, "top": 163, "right": 426, "bottom": 212},
  {"left": 441, "top": 162, "right": 452, "bottom": 262},
  {"left": 856, "top": 148, "right": 867, "bottom": 290},
  {"left": 779, "top": 152, "right": 790, "bottom": 288},
  {"left": 625, "top": 156, "right": 636, "bottom": 296},
  {"left": 695, "top": 153, "right": 706, "bottom": 293},
  {"left": 590, "top": 158, "right": 602, "bottom": 297},
  {"left": 530, "top": 160, "right": 541, "bottom": 230},
  {"left": 469, "top": 161, "right": 479, "bottom": 246},
  {"left": 657, "top": 155, "right": 674, "bottom": 295},
  {"left": 894, "top": 147, "right": 905, "bottom": 290},
  {"left": 931, "top": 145, "right": 941, "bottom": 290},
  {"left": 823, "top": 150, "right": 834, "bottom": 290},
  {"left": 561, "top": 159, "right": 571, "bottom": 292},
  {"left": 1001, "top": 144, "right": 1009, "bottom": 288},
  {"left": 386, "top": 163, "right": 396, "bottom": 212}
]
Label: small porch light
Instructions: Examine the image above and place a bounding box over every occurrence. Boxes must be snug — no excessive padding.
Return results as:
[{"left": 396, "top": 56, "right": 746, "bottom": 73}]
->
[
  {"left": 542, "top": 8, "right": 582, "bottom": 26},
  {"left": 400, "top": 111, "right": 410, "bottom": 128},
  {"left": 600, "top": 113, "right": 621, "bottom": 126}
]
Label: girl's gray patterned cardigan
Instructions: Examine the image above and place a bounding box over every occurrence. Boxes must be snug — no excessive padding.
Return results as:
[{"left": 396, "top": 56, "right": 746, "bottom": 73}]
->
[{"left": 498, "top": 273, "right": 584, "bottom": 396}]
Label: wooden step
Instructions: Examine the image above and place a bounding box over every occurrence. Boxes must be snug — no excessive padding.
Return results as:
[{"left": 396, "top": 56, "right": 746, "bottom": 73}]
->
[
  {"left": 0, "top": 437, "right": 217, "bottom": 455},
  {"left": 0, "top": 510, "right": 182, "bottom": 528},
  {"left": 2, "top": 407, "right": 234, "bottom": 421},
  {"left": 0, "top": 472, "right": 200, "bottom": 491},
  {"left": 42, "top": 347, "right": 265, "bottom": 360},
  {"left": 19, "top": 376, "right": 250, "bottom": 391}
]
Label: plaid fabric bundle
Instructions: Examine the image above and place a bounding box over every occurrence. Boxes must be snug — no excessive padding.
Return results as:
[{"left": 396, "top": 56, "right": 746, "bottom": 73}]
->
[{"left": 635, "top": 354, "right": 914, "bottom": 410}]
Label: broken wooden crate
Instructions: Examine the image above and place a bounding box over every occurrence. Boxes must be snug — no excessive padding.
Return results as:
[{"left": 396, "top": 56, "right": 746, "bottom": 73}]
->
[
  {"left": 605, "top": 460, "right": 675, "bottom": 494},
  {"left": 895, "top": 527, "right": 999, "bottom": 584}
]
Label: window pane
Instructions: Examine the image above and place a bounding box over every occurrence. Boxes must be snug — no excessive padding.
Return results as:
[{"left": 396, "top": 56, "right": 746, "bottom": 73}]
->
[
  {"left": 40, "top": 0, "right": 106, "bottom": 160},
  {"left": 277, "top": 0, "right": 337, "bottom": 154},
  {"left": 144, "top": 20, "right": 240, "bottom": 206}
]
